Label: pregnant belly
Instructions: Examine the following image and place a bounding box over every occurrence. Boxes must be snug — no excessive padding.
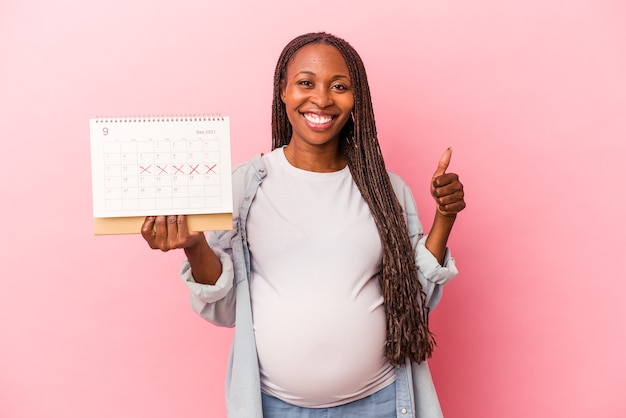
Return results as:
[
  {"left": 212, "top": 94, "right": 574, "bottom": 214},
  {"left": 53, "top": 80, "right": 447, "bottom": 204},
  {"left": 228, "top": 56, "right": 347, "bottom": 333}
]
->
[{"left": 253, "top": 293, "right": 392, "bottom": 407}]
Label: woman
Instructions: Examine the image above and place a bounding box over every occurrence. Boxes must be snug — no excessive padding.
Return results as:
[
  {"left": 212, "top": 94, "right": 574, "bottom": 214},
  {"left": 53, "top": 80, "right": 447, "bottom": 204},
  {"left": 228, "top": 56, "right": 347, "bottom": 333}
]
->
[{"left": 142, "top": 32, "right": 465, "bottom": 418}]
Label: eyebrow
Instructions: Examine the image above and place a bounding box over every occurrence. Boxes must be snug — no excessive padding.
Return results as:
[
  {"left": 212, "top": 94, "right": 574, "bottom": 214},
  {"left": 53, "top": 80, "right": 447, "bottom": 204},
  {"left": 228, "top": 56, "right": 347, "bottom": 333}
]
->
[{"left": 292, "top": 70, "right": 350, "bottom": 80}]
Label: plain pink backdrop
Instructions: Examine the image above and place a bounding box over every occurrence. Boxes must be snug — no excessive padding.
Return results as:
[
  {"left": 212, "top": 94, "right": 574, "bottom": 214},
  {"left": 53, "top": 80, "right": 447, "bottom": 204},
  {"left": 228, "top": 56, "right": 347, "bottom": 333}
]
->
[{"left": 1, "top": 1, "right": 625, "bottom": 417}]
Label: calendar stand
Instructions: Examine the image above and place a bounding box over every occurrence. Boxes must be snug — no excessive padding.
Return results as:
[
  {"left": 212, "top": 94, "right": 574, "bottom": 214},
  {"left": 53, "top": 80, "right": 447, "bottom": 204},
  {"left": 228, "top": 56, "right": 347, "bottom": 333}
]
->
[{"left": 93, "top": 213, "right": 232, "bottom": 235}]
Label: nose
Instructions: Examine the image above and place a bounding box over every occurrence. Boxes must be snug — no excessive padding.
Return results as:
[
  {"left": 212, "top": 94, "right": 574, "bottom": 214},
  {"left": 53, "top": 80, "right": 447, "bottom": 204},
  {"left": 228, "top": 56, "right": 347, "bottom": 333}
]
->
[{"left": 309, "top": 86, "right": 333, "bottom": 108}]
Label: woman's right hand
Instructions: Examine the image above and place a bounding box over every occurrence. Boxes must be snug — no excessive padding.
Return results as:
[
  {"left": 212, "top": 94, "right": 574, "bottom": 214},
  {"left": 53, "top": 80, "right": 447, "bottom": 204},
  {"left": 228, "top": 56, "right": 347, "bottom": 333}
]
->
[{"left": 141, "top": 215, "right": 205, "bottom": 252}]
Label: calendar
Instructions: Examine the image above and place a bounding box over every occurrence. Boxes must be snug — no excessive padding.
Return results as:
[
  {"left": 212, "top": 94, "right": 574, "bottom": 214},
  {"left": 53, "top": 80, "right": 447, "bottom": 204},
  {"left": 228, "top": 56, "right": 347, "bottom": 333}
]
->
[{"left": 89, "top": 116, "right": 232, "bottom": 233}]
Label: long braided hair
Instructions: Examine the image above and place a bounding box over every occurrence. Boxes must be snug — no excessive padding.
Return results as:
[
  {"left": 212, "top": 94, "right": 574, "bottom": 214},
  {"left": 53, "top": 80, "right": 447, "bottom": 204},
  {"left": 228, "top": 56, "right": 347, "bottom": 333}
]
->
[{"left": 271, "top": 32, "right": 435, "bottom": 365}]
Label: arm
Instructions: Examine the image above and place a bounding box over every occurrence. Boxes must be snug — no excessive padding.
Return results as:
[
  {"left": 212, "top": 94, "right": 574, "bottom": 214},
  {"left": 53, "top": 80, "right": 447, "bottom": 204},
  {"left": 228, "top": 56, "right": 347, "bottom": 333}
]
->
[
  {"left": 425, "top": 213, "right": 456, "bottom": 265},
  {"left": 388, "top": 171, "right": 459, "bottom": 310},
  {"left": 183, "top": 233, "right": 222, "bottom": 285},
  {"left": 425, "top": 148, "right": 465, "bottom": 264},
  {"left": 142, "top": 215, "right": 237, "bottom": 327}
]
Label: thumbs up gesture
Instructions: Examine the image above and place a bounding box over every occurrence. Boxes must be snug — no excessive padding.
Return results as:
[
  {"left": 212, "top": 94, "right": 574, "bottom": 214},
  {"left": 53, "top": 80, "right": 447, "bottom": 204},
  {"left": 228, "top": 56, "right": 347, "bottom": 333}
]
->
[{"left": 431, "top": 148, "right": 466, "bottom": 217}]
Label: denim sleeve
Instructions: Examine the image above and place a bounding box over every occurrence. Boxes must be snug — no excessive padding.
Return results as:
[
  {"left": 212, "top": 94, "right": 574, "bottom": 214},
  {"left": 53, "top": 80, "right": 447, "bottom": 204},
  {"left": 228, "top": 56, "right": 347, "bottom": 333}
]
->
[
  {"left": 415, "top": 234, "right": 458, "bottom": 311},
  {"left": 179, "top": 230, "right": 237, "bottom": 328}
]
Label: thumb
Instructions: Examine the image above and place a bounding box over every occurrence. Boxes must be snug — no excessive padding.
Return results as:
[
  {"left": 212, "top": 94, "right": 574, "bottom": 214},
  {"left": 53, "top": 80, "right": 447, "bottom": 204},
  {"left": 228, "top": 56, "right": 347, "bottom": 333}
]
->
[{"left": 433, "top": 147, "right": 452, "bottom": 179}]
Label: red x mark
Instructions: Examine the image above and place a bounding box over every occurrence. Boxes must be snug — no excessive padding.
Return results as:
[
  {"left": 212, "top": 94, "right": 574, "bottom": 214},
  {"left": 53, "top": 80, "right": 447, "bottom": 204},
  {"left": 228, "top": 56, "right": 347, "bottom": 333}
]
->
[
  {"left": 140, "top": 165, "right": 152, "bottom": 175},
  {"left": 189, "top": 164, "right": 200, "bottom": 175},
  {"left": 205, "top": 164, "right": 217, "bottom": 174},
  {"left": 173, "top": 165, "right": 184, "bottom": 175},
  {"left": 157, "top": 165, "right": 168, "bottom": 175}
]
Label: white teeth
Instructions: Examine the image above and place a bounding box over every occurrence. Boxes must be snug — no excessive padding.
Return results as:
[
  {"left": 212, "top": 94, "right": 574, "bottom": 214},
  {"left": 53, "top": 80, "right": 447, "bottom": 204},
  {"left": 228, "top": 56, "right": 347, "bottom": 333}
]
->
[{"left": 304, "top": 113, "right": 332, "bottom": 124}]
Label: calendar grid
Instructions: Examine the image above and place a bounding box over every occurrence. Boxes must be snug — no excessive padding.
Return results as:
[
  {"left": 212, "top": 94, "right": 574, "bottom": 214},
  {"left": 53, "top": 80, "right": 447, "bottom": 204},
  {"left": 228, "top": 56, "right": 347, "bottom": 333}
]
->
[{"left": 90, "top": 117, "right": 232, "bottom": 219}]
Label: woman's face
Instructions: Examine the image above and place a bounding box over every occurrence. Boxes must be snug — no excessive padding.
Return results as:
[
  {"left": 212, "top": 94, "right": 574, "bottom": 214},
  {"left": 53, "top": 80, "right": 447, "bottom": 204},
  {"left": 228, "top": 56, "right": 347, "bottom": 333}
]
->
[{"left": 280, "top": 43, "right": 354, "bottom": 150}]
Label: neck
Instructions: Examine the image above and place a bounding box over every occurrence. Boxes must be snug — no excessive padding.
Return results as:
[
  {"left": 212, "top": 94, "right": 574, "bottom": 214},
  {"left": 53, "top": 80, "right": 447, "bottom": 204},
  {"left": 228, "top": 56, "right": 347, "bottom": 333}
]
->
[{"left": 283, "top": 142, "right": 346, "bottom": 172}]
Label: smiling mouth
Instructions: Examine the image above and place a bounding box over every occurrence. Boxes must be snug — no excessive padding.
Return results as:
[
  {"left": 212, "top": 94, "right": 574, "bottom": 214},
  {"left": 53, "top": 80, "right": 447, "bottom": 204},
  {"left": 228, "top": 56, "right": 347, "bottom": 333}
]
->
[{"left": 303, "top": 113, "right": 334, "bottom": 125}]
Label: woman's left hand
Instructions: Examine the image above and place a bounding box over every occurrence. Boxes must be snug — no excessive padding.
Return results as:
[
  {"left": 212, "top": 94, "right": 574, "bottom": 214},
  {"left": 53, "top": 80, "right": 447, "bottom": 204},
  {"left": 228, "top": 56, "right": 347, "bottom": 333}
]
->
[{"left": 431, "top": 148, "right": 466, "bottom": 217}]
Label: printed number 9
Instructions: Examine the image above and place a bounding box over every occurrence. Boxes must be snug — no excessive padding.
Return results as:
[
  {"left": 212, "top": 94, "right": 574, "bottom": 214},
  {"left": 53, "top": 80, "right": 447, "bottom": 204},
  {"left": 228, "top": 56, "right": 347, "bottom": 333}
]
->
[{"left": 103, "top": 127, "right": 109, "bottom": 136}]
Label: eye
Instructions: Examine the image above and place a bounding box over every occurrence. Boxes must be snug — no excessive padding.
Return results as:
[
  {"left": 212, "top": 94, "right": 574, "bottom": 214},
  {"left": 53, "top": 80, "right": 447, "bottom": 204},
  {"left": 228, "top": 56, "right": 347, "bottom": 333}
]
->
[
  {"left": 331, "top": 83, "right": 350, "bottom": 92},
  {"left": 297, "top": 80, "right": 313, "bottom": 87}
]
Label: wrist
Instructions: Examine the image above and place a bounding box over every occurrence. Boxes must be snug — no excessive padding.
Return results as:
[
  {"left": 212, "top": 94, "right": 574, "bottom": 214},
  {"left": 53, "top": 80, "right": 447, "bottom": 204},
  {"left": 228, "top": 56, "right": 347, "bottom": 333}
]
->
[
  {"left": 183, "top": 234, "right": 208, "bottom": 257},
  {"left": 434, "top": 210, "right": 457, "bottom": 223}
]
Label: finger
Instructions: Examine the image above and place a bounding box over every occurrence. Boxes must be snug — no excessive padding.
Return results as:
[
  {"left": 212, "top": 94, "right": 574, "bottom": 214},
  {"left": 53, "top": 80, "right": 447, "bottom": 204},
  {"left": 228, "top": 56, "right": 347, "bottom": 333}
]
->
[
  {"left": 166, "top": 215, "right": 179, "bottom": 249},
  {"left": 432, "top": 147, "right": 452, "bottom": 179},
  {"left": 141, "top": 216, "right": 156, "bottom": 240},
  {"left": 432, "top": 173, "right": 460, "bottom": 191},
  {"left": 176, "top": 215, "right": 190, "bottom": 238},
  {"left": 434, "top": 188, "right": 465, "bottom": 207},
  {"left": 437, "top": 199, "right": 467, "bottom": 216},
  {"left": 154, "top": 216, "right": 168, "bottom": 251}
]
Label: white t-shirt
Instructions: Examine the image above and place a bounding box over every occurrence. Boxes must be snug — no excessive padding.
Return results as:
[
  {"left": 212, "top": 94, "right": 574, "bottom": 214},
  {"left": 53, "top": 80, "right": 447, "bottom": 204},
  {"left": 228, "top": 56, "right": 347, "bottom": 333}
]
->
[{"left": 247, "top": 148, "right": 394, "bottom": 408}]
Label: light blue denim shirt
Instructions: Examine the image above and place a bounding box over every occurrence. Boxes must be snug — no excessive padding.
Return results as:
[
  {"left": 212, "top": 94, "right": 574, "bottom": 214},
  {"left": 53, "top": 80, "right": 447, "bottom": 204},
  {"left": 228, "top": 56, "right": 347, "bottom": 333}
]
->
[{"left": 180, "top": 153, "right": 458, "bottom": 418}]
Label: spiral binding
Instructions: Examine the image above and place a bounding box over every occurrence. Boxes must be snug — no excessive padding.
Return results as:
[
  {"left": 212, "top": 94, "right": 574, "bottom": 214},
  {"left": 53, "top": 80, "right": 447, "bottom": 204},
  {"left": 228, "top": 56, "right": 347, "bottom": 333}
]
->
[{"left": 94, "top": 114, "right": 224, "bottom": 123}]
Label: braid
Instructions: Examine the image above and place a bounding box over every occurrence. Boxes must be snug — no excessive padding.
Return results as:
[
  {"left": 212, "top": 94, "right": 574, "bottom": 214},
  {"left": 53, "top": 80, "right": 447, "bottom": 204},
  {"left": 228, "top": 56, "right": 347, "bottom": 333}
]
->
[{"left": 271, "top": 32, "right": 435, "bottom": 365}]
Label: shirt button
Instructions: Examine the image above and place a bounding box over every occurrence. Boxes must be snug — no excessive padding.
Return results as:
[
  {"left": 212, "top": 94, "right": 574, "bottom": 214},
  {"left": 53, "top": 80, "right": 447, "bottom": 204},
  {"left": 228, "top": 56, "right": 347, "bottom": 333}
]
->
[{"left": 401, "top": 408, "right": 408, "bottom": 414}]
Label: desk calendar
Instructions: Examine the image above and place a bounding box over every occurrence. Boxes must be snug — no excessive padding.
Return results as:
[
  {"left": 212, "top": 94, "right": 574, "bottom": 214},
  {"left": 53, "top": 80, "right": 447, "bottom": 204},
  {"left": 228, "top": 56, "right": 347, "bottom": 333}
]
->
[{"left": 90, "top": 116, "right": 233, "bottom": 235}]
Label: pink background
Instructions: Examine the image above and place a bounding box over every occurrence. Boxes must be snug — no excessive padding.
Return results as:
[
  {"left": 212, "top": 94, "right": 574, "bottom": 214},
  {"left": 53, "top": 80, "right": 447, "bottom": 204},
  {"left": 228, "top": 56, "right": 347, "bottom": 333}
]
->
[{"left": 2, "top": 0, "right": 625, "bottom": 417}]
